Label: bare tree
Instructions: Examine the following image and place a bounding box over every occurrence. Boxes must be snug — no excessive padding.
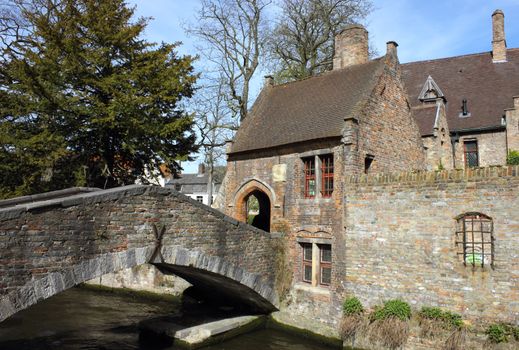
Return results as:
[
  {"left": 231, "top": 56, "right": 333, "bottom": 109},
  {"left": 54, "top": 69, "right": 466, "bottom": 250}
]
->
[
  {"left": 268, "top": 0, "right": 373, "bottom": 82},
  {"left": 192, "top": 78, "right": 238, "bottom": 204},
  {"left": 186, "top": 0, "right": 270, "bottom": 121}
]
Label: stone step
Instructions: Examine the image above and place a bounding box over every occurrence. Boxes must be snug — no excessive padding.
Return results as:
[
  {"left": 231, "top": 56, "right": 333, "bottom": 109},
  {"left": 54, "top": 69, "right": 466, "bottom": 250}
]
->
[{"left": 141, "top": 315, "right": 266, "bottom": 349}]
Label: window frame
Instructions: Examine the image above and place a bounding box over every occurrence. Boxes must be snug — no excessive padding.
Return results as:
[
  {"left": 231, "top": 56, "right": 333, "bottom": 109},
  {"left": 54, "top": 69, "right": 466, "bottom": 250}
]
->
[
  {"left": 318, "top": 244, "right": 332, "bottom": 286},
  {"left": 463, "top": 140, "right": 479, "bottom": 168},
  {"left": 196, "top": 195, "right": 204, "bottom": 203},
  {"left": 455, "top": 212, "right": 494, "bottom": 268},
  {"left": 303, "top": 157, "right": 316, "bottom": 198},
  {"left": 301, "top": 243, "right": 313, "bottom": 283},
  {"left": 320, "top": 155, "right": 334, "bottom": 197}
]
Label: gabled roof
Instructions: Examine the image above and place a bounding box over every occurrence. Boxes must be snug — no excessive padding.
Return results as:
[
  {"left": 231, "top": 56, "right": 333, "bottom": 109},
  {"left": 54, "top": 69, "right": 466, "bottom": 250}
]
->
[
  {"left": 402, "top": 49, "right": 519, "bottom": 133},
  {"left": 230, "top": 57, "right": 386, "bottom": 154},
  {"left": 418, "top": 75, "right": 444, "bottom": 101}
]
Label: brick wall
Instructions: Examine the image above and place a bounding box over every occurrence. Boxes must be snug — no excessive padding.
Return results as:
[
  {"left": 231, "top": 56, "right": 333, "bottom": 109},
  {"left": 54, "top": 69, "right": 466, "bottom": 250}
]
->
[
  {"left": 342, "top": 166, "right": 519, "bottom": 323},
  {"left": 224, "top": 142, "right": 345, "bottom": 323},
  {"left": 349, "top": 53, "right": 426, "bottom": 174}
]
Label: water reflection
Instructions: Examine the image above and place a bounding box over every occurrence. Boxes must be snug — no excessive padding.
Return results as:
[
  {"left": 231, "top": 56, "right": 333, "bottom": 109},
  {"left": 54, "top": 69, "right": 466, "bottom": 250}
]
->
[{"left": 0, "top": 287, "right": 336, "bottom": 350}]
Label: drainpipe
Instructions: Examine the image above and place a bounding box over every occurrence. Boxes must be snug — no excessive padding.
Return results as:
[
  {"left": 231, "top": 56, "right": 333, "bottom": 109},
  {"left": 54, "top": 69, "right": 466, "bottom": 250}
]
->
[{"left": 450, "top": 132, "right": 460, "bottom": 168}]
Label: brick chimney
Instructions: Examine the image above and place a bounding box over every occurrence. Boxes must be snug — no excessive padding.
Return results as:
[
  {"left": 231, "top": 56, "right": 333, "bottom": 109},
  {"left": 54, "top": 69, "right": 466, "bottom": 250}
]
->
[
  {"left": 333, "top": 24, "right": 368, "bottom": 70},
  {"left": 264, "top": 75, "right": 274, "bottom": 87},
  {"left": 198, "top": 163, "right": 206, "bottom": 176},
  {"left": 492, "top": 9, "right": 507, "bottom": 62}
]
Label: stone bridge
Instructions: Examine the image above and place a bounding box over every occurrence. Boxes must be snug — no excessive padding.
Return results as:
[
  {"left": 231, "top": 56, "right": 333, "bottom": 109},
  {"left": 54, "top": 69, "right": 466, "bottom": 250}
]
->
[{"left": 0, "top": 185, "right": 282, "bottom": 323}]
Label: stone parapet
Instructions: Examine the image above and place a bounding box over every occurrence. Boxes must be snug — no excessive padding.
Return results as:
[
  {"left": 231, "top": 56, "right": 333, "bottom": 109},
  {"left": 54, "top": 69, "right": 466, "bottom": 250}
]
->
[{"left": 346, "top": 165, "right": 519, "bottom": 185}]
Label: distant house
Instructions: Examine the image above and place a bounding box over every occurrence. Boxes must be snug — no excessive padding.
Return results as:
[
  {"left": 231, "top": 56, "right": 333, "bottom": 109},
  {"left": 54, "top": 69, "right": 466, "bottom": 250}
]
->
[{"left": 166, "top": 164, "right": 224, "bottom": 206}]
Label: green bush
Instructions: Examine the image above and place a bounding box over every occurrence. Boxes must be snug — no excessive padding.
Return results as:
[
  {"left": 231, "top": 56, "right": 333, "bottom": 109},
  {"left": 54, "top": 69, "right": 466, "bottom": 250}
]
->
[
  {"left": 513, "top": 325, "right": 519, "bottom": 341},
  {"left": 342, "top": 297, "right": 364, "bottom": 316},
  {"left": 372, "top": 299, "right": 411, "bottom": 322},
  {"left": 486, "top": 324, "right": 508, "bottom": 343},
  {"left": 420, "top": 306, "right": 463, "bottom": 329},
  {"left": 507, "top": 150, "right": 519, "bottom": 165}
]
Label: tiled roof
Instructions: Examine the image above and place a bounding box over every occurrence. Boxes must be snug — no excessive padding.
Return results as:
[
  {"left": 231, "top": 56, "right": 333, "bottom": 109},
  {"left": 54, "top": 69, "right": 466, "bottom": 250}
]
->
[
  {"left": 412, "top": 105, "right": 438, "bottom": 136},
  {"left": 402, "top": 49, "right": 519, "bottom": 133},
  {"left": 230, "top": 57, "right": 386, "bottom": 154}
]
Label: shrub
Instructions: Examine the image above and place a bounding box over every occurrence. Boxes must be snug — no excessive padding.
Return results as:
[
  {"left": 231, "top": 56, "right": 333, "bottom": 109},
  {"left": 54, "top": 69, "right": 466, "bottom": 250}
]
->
[
  {"left": 486, "top": 323, "right": 519, "bottom": 343},
  {"left": 486, "top": 324, "right": 508, "bottom": 343},
  {"left": 368, "top": 318, "right": 409, "bottom": 350},
  {"left": 343, "top": 297, "right": 364, "bottom": 316},
  {"left": 372, "top": 299, "right": 411, "bottom": 322},
  {"left": 340, "top": 297, "right": 364, "bottom": 340},
  {"left": 507, "top": 150, "right": 519, "bottom": 165},
  {"left": 513, "top": 325, "right": 519, "bottom": 341},
  {"left": 420, "top": 306, "right": 463, "bottom": 329}
]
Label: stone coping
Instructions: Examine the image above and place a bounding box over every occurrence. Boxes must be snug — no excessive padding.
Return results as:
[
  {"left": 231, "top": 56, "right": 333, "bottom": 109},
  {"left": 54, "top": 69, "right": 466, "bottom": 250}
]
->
[
  {"left": 347, "top": 165, "right": 519, "bottom": 185},
  {"left": 0, "top": 187, "right": 100, "bottom": 209},
  {"left": 0, "top": 185, "right": 271, "bottom": 236}
]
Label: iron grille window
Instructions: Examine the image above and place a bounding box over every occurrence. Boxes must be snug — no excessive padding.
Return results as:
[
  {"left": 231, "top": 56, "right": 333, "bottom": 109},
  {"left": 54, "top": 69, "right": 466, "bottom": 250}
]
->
[
  {"left": 320, "top": 155, "right": 334, "bottom": 197},
  {"left": 464, "top": 140, "right": 479, "bottom": 168},
  {"left": 196, "top": 196, "right": 203, "bottom": 202},
  {"left": 303, "top": 157, "right": 316, "bottom": 198},
  {"left": 319, "top": 244, "right": 332, "bottom": 285},
  {"left": 302, "top": 243, "right": 313, "bottom": 283},
  {"left": 455, "top": 213, "right": 494, "bottom": 268}
]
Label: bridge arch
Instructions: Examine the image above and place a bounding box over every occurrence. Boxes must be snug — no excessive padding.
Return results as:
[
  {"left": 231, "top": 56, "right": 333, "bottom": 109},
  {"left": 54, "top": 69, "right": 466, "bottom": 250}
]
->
[
  {"left": 0, "top": 245, "right": 277, "bottom": 322},
  {"left": 233, "top": 179, "right": 275, "bottom": 232},
  {"left": 0, "top": 185, "right": 281, "bottom": 323}
]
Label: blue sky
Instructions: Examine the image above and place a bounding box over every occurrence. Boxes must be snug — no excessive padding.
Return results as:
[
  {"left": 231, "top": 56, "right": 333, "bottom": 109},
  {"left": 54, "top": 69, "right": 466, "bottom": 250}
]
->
[{"left": 126, "top": 0, "right": 519, "bottom": 172}]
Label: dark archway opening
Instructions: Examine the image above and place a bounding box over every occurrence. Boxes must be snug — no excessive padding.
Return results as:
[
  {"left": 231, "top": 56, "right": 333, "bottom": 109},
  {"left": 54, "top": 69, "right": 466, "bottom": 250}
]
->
[{"left": 245, "top": 190, "right": 271, "bottom": 232}]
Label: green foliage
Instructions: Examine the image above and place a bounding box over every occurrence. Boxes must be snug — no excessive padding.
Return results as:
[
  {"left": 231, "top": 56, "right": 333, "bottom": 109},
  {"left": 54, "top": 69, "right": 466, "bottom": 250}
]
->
[
  {"left": 486, "top": 324, "right": 508, "bottom": 343},
  {"left": 0, "top": 0, "right": 197, "bottom": 198},
  {"left": 372, "top": 299, "right": 411, "bottom": 322},
  {"left": 247, "top": 214, "right": 256, "bottom": 225},
  {"left": 419, "top": 307, "right": 463, "bottom": 329},
  {"left": 486, "top": 323, "right": 519, "bottom": 343},
  {"left": 342, "top": 297, "right": 364, "bottom": 316},
  {"left": 507, "top": 150, "right": 519, "bottom": 165}
]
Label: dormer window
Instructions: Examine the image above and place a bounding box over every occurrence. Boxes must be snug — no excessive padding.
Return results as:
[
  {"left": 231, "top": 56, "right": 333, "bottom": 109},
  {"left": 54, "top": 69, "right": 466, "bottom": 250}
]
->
[{"left": 418, "top": 75, "right": 445, "bottom": 103}]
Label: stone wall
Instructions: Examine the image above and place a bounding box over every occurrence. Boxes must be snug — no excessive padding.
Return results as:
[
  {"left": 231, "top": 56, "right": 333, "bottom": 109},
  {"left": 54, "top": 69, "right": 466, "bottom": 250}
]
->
[
  {"left": 422, "top": 103, "right": 453, "bottom": 170},
  {"left": 506, "top": 96, "right": 519, "bottom": 152},
  {"left": 342, "top": 166, "right": 519, "bottom": 323},
  {"left": 0, "top": 185, "right": 281, "bottom": 321},
  {"left": 454, "top": 130, "right": 507, "bottom": 168}
]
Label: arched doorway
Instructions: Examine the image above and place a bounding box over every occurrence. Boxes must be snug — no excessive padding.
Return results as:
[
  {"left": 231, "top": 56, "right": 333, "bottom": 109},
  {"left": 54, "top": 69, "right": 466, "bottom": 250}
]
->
[{"left": 244, "top": 190, "right": 271, "bottom": 232}]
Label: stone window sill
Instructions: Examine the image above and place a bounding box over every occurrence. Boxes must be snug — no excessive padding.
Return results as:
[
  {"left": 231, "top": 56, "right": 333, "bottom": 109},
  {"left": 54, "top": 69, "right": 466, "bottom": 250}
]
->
[{"left": 294, "top": 282, "right": 331, "bottom": 296}]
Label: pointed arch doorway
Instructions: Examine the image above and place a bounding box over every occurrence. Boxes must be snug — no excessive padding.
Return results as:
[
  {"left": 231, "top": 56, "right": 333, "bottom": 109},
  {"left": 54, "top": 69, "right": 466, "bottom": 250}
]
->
[
  {"left": 233, "top": 180, "right": 274, "bottom": 233},
  {"left": 244, "top": 190, "right": 271, "bottom": 232}
]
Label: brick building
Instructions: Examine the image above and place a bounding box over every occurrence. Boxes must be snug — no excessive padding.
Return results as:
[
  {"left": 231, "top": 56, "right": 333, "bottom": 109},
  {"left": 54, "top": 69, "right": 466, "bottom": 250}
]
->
[{"left": 220, "top": 9, "right": 519, "bottom": 331}]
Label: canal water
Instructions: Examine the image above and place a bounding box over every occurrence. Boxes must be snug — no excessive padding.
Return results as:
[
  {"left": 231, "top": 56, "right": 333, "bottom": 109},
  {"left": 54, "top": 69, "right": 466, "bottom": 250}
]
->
[{"left": 0, "top": 287, "right": 336, "bottom": 350}]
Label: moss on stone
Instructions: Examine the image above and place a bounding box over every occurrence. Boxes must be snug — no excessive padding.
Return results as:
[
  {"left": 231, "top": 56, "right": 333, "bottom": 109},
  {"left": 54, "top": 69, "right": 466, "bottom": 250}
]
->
[{"left": 266, "top": 315, "right": 343, "bottom": 348}]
